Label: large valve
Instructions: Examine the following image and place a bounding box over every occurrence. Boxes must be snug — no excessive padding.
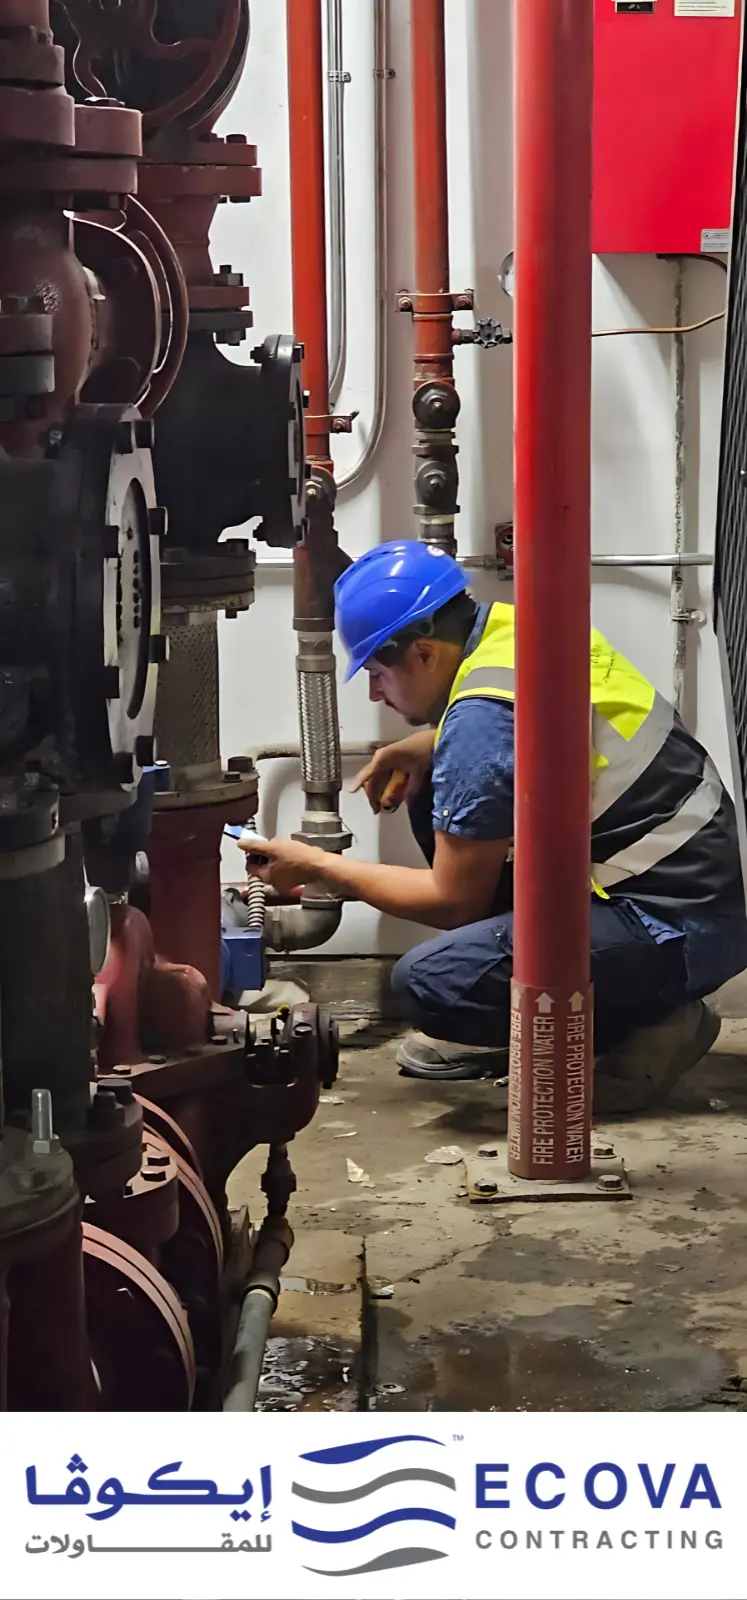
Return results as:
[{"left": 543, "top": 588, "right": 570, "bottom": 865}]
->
[{"left": 0, "top": 0, "right": 319, "bottom": 1414}]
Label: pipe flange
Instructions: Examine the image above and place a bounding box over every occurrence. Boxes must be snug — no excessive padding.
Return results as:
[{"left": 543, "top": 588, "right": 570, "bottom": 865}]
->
[
  {"left": 0, "top": 1125, "right": 78, "bottom": 1260},
  {"left": 188, "top": 309, "right": 253, "bottom": 342},
  {"left": 0, "top": 91, "right": 142, "bottom": 203},
  {"left": 152, "top": 771, "right": 258, "bottom": 810},
  {"left": 0, "top": 833, "right": 65, "bottom": 881},
  {"left": 0, "top": 83, "right": 74, "bottom": 152},
  {"left": 85, "top": 1132, "right": 179, "bottom": 1253},
  {"left": 0, "top": 294, "right": 54, "bottom": 421},
  {"left": 317, "top": 1005, "right": 339, "bottom": 1089},
  {"left": 0, "top": 783, "right": 59, "bottom": 855},
  {"left": 292, "top": 821, "right": 353, "bottom": 852},
  {"left": 139, "top": 142, "right": 262, "bottom": 204},
  {"left": 160, "top": 541, "right": 255, "bottom": 615},
  {"left": 249, "top": 334, "right": 307, "bottom": 546},
  {"left": 82, "top": 1221, "right": 196, "bottom": 1411},
  {"left": 61, "top": 1081, "right": 145, "bottom": 1196},
  {"left": 74, "top": 99, "right": 142, "bottom": 159},
  {"left": 0, "top": 30, "right": 65, "bottom": 92},
  {"left": 53, "top": 404, "right": 163, "bottom": 796}
]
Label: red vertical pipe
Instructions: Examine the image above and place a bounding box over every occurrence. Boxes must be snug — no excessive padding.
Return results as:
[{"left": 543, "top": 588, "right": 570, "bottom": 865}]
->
[
  {"left": 287, "top": 0, "right": 332, "bottom": 472},
  {"left": 410, "top": 0, "right": 453, "bottom": 386},
  {"left": 508, "top": 0, "right": 594, "bottom": 1182}
]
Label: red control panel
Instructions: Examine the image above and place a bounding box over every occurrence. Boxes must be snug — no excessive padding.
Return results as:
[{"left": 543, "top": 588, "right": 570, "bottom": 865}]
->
[{"left": 593, "top": 0, "right": 743, "bottom": 254}]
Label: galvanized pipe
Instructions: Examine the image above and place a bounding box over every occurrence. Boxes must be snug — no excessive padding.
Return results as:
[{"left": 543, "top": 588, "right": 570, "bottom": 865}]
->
[
  {"left": 326, "top": 0, "right": 348, "bottom": 404},
  {"left": 591, "top": 552, "right": 713, "bottom": 568},
  {"left": 264, "top": 899, "right": 342, "bottom": 951},
  {"left": 672, "top": 263, "right": 688, "bottom": 719},
  {"left": 510, "top": 0, "right": 594, "bottom": 1184},
  {"left": 223, "top": 1212, "right": 294, "bottom": 1412},
  {"left": 338, "top": 0, "right": 390, "bottom": 493},
  {"left": 223, "top": 1288, "right": 276, "bottom": 1412},
  {"left": 258, "top": 551, "right": 715, "bottom": 572}
]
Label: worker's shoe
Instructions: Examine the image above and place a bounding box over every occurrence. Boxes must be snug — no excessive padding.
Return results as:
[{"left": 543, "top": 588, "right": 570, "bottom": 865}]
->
[
  {"left": 397, "top": 1033, "right": 508, "bottom": 1080},
  {"left": 593, "top": 999, "right": 721, "bottom": 1113},
  {"left": 397, "top": 1001, "right": 720, "bottom": 1109}
]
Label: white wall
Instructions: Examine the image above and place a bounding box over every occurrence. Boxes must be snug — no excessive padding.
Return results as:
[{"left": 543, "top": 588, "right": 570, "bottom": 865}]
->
[{"left": 212, "top": 0, "right": 730, "bottom": 957}]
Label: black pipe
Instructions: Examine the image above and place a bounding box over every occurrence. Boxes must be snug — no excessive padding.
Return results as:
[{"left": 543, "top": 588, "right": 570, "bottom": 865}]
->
[{"left": 0, "top": 832, "right": 93, "bottom": 1133}]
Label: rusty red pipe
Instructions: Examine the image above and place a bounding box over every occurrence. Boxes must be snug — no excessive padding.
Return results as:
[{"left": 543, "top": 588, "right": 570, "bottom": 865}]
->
[
  {"left": 406, "top": 0, "right": 461, "bottom": 554},
  {"left": 509, "top": 0, "right": 594, "bottom": 1182},
  {"left": 410, "top": 0, "right": 453, "bottom": 387},
  {"left": 287, "top": 0, "right": 332, "bottom": 473},
  {"left": 285, "top": 0, "right": 351, "bottom": 871}
]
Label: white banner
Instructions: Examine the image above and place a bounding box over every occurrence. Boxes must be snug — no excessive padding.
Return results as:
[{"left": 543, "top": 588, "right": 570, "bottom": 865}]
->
[{"left": 2, "top": 1411, "right": 741, "bottom": 1599}]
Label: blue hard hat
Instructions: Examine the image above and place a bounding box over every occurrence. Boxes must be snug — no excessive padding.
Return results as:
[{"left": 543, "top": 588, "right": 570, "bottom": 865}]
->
[{"left": 334, "top": 540, "right": 468, "bottom": 680}]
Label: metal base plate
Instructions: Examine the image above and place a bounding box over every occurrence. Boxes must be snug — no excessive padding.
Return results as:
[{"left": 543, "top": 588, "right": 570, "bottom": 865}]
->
[{"left": 465, "top": 1145, "right": 630, "bottom": 1204}]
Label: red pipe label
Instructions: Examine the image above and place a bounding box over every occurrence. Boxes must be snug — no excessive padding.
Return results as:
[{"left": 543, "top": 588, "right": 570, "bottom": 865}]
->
[{"left": 508, "top": 982, "right": 593, "bottom": 1180}]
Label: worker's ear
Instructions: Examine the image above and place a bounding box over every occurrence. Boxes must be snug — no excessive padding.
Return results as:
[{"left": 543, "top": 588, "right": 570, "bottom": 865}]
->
[{"left": 408, "top": 636, "right": 439, "bottom": 674}]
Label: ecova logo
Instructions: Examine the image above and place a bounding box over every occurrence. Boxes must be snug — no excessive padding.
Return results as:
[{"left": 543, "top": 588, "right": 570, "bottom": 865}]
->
[{"left": 290, "top": 1434, "right": 457, "bottom": 1577}]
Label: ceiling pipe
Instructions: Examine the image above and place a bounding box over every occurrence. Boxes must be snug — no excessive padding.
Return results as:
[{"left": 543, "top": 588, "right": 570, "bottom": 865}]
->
[{"left": 510, "top": 0, "right": 594, "bottom": 1184}]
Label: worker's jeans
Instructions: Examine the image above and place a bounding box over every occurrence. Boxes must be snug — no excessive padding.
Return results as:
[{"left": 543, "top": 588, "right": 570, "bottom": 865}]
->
[
  {"left": 391, "top": 899, "right": 694, "bottom": 1053},
  {"left": 391, "top": 781, "right": 693, "bottom": 1054}
]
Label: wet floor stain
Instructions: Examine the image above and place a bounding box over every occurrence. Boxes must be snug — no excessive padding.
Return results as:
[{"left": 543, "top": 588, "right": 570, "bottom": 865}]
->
[
  {"left": 369, "top": 1320, "right": 727, "bottom": 1412},
  {"left": 279, "top": 1274, "right": 355, "bottom": 1295},
  {"left": 256, "top": 1333, "right": 358, "bottom": 1412}
]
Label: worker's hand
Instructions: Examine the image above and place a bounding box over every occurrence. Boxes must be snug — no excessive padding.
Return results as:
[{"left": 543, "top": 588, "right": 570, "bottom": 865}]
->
[
  {"left": 351, "top": 730, "right": 436, "bottom": 814},
  {"left": 240, "top": 834, "right": 325, "bottom": 895}
]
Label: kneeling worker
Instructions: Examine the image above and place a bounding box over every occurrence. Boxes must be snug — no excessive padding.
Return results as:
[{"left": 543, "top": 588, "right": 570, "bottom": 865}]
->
[{"left": 242, "top": 541, "right": 747, "bottom": 1112}]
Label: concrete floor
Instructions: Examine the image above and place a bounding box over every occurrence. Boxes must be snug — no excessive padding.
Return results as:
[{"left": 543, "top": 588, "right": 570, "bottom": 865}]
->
[{"left": 227, "top": 974, "right": 747, "bottom": 1412}]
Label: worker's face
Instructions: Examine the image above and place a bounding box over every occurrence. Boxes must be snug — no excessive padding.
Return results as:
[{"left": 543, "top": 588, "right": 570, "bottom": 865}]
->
[{"left": 365, "top": 639, "right": 455, "bottom": 725}]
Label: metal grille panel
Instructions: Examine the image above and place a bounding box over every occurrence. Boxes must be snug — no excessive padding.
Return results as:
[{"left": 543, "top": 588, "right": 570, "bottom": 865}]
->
[
  {"left": 715, "top": 35, "right": 747, "bottom": 884},
  {"left": 154, "top": 615, "right": 220, "bottom": 774}
]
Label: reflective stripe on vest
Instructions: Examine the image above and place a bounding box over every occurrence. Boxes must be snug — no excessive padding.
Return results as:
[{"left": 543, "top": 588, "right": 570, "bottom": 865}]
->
[
  {"left": 455, "top": 664, "right": 517, "bottom": 698},
  {"left": 591, "top": 692, "right": 673, "bottom": 820},
  {"left": 592, "top": 758, "right": 723, "bottom": 889},
  {"left": 435, "top": 602, "right": 726, "bottom": 901}
]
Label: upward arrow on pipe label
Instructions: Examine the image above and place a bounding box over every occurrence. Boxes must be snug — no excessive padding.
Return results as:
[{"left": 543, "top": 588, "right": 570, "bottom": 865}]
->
[
  {"left": 535, "top": 993, "right": 554, "bottom": 1014},
  {"left": 569, "top": 992, "right": 584, "bottom": 1013}
]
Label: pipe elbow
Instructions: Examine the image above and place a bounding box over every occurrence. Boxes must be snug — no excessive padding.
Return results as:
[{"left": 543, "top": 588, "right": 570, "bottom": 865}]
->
[{"left": 263, "top": 898, "right": 342, "bottom": 952}]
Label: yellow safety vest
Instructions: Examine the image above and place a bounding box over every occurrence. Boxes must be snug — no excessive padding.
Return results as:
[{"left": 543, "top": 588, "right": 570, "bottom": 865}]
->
[{"left": 435, "top": 602, "right": 735, "bottom": 909}]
